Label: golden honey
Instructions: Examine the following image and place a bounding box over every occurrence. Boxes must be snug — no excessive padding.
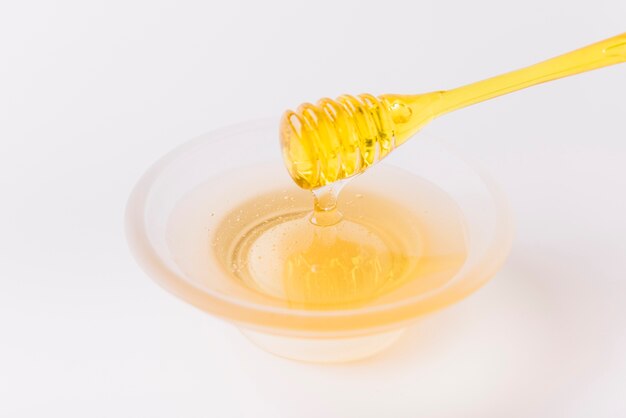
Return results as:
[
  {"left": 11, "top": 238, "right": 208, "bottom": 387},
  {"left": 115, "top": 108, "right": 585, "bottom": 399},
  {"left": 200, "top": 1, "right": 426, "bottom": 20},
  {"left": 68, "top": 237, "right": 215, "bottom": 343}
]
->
[{"left": 167, "top": 165, "right": 468, "bottom": 310}]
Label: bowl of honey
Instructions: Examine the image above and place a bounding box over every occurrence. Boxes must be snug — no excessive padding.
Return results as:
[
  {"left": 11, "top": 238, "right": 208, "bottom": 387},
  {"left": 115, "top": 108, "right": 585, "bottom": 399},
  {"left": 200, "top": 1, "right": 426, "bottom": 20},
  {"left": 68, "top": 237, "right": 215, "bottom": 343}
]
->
[{"left": 125, "top": 119, "right": 513, "bottom": 363}]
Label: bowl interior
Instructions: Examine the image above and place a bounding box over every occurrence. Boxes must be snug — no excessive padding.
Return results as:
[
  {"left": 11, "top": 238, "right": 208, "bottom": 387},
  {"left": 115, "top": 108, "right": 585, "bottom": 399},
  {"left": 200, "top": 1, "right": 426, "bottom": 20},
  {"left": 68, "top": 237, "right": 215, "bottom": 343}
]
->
[{"left": 126, "top": 119, "right": 513, "bottom": 333}]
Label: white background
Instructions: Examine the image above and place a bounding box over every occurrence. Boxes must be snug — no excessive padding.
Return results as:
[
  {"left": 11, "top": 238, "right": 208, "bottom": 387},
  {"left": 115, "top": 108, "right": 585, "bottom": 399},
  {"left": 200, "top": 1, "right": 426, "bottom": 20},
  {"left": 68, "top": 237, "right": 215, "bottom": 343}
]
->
[{"left": 1, "top": 1, "right": 625, "bottom": 416}]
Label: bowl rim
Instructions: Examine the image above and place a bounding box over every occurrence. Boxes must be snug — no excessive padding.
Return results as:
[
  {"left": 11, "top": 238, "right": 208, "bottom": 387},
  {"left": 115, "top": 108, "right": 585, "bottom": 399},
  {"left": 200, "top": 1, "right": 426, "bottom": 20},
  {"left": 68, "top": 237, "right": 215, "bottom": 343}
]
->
[{"left": 125, "top": 119, "right": 514, "bottom": 334}]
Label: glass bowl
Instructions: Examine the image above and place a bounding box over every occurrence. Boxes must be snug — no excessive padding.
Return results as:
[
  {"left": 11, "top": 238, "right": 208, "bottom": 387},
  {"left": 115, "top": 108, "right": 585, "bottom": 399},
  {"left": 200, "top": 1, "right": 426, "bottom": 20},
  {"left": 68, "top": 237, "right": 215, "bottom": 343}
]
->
[{"left": 125, "top": 119, "right": 513, "bottom": 363}]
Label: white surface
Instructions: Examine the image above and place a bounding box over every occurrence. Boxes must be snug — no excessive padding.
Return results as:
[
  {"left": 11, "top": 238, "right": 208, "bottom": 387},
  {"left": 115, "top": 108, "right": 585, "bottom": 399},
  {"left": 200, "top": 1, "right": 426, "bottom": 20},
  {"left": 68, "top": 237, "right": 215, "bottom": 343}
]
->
[{"left": 1, "top": 0, "right": 625, "bottom": 416}]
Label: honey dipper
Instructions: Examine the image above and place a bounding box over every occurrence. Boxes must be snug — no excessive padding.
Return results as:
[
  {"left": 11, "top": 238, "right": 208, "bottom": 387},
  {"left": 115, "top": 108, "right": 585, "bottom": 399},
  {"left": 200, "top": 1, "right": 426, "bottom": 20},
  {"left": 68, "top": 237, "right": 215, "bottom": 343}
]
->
[{"left": 280, "top": 33, "right": 626, "bottom": 190}]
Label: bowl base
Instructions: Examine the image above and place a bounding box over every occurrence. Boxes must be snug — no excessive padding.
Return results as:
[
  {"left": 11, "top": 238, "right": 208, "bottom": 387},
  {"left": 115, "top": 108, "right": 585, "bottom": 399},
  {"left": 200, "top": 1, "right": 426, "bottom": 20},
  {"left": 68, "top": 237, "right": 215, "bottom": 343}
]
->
[{"left": 240, "top": 328, "right": 406, "bottom": 363}]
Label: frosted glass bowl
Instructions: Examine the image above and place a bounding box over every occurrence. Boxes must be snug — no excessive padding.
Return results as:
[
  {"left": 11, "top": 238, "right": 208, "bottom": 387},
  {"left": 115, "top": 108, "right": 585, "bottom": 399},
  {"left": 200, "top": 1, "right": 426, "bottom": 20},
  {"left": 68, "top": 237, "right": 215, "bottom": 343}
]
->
[{"left": 125, "top": 119, "right": 513, "bottom": 363}]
